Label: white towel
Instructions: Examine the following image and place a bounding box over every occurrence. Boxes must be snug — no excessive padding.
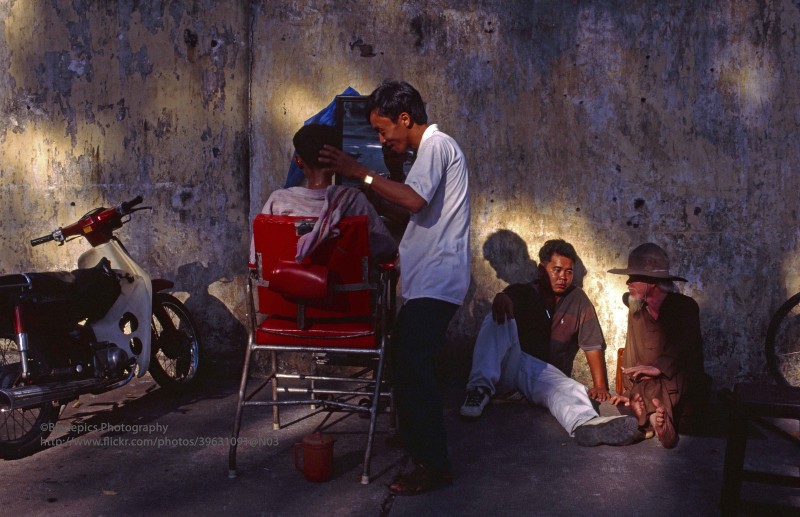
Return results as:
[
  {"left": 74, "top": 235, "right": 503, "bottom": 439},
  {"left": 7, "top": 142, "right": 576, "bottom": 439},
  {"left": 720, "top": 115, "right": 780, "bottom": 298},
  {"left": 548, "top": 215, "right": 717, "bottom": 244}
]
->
[{"left": 295, "top": 186, "right": 362, "bottom": 262}]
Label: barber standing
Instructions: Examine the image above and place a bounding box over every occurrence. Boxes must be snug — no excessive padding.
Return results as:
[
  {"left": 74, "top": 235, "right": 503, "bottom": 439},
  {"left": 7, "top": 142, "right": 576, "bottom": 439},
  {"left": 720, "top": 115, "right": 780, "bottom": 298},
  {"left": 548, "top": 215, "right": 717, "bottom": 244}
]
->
[{"left": 319, "top": 80, "right": 470, "bottom": 495}]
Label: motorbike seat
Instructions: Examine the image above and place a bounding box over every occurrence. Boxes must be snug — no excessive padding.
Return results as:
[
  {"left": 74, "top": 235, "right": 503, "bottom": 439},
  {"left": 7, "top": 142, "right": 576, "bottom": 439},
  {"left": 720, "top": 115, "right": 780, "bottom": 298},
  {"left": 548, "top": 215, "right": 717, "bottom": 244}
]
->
[
  {"left": 0, "top": 260, "right": 121, "bottom": 322},
  {"left": 0, "top": 273, "right": 34, "bottom": 290},
  {"left": 0, "top": 272, "right": 79, "bottom": 324},
  {"left": 21, "top": 271, "right": 85, "bottom": 299}
]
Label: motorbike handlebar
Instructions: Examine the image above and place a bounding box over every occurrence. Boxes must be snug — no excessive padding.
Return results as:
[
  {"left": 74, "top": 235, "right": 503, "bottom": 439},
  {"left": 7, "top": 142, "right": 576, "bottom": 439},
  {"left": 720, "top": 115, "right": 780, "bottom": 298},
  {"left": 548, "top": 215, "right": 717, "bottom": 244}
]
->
[
  {"left": 30, "top": 195, "right": 146, "bottom": 247},
  {"left": 30, "top": 233, "right": 55, "bottom": 247},
  {"left": 118, "top": 195, "right": 143, "bottom": 215}
]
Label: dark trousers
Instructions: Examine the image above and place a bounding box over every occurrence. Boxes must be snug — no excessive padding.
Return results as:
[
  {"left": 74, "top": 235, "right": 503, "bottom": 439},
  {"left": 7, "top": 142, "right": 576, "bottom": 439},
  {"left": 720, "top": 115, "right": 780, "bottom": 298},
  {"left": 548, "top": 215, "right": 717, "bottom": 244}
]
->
[{"left": 392, "top": 298, "right": 459, "bottom": 472}]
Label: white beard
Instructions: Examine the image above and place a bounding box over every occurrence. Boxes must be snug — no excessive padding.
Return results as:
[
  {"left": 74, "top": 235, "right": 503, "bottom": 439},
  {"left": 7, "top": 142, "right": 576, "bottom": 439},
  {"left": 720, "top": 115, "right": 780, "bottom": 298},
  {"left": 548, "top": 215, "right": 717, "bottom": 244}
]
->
[{"left": 629, "top": 296, "right": 646, "bottom": 315}]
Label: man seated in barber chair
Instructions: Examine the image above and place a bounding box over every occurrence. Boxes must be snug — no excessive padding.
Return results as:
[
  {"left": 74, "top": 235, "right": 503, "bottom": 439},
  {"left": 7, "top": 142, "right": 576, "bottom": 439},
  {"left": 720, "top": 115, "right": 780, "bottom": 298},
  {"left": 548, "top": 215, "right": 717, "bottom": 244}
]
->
[{"left": 248, "top": 123, "right": 397, "bottom": 267}]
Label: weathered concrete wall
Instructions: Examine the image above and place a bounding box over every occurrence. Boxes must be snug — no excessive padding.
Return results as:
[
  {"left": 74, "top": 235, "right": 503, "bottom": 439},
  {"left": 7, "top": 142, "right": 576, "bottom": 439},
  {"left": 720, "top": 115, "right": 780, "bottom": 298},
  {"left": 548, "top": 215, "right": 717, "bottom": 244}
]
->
[
  {"left": 0, "top": 0, "right": 250, "bottom": 373},
  {"left": 0, "top": 1, "right": 797, "bottom": 389},
  {"left": 252, "top": 0, "right": 800, "bottom": 389}
]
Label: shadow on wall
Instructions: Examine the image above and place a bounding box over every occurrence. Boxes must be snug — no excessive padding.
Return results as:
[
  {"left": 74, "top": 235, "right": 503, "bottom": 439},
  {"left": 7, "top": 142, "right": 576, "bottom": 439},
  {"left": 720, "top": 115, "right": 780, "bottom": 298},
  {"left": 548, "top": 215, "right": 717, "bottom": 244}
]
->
[
  {"left": 482, "top": 229, "right": 537, "bottom": 286},
  {"left": 482, "top": 229, "right": 589, "bottom": 288},
  {"left": 173, "top": 261, "right": 248, "bottom": 379},
  {"left": 442, "top": 229, "right": 541, "bottom": 383}
]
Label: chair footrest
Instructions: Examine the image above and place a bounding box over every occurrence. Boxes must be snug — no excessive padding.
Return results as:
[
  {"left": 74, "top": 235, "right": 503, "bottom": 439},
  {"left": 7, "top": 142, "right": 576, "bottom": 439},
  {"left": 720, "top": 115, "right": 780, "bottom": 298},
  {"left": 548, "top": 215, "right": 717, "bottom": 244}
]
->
[
  {"left": 742, "top": 469, "right": 800, "bottom": 488},
  {"left": 256, "top": 318, "right": 377, "bottom": 349}
]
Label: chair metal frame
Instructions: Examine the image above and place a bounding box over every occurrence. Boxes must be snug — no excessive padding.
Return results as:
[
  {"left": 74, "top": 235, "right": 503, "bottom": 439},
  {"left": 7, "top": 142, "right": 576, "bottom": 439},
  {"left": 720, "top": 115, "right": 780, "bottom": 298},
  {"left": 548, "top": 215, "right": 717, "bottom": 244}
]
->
[{"left": 228, "top": 214, "right": 395, "bottom": 484}]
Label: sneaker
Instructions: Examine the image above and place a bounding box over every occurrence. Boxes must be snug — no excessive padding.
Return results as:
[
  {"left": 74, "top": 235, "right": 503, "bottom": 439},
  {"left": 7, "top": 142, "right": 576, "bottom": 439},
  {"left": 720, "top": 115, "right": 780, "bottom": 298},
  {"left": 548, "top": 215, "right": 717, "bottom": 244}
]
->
[
  {"left": 460, "top": 387, "right": 491, "bottom": 419},
  {"left": 573, "top": 415, "right": 641, "bottom": 446}
]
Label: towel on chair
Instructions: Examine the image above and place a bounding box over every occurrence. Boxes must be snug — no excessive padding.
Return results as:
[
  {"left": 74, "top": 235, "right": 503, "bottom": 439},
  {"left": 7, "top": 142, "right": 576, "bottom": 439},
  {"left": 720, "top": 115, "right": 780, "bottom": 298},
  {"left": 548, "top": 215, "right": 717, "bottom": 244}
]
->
[{"left": 296, "top": 186, "right": 362, "bottom": 262}]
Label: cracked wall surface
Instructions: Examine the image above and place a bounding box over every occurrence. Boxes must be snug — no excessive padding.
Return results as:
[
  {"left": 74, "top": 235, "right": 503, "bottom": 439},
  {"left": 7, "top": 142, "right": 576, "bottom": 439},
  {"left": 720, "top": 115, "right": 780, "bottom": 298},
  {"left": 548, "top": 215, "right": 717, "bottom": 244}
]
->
[
  {"left": 0, "top": 0, "right": 250, "bottom": 374},
  {"left": 1, "top": 1, "right": 798, "bottom": 388},
  {"left": 251, "top": 0, "right": 800, "bottom": 389}
]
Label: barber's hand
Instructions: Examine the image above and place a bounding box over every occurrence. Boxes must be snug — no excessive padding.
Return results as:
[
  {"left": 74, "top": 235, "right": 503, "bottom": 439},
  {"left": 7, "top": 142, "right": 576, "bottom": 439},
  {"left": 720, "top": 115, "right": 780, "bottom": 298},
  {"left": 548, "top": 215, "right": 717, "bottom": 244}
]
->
[
  {"left": 318, "top": 145, "right": 369, "bottom": 179},
  {"left": 588, "top": 386, "right": 610, "bottom": 402},
  {"left": 622, "top": 365, "right": 661, "bottom": 381},
  {"left": 491, "top": 292, "right": 515, "bottom": 324}
]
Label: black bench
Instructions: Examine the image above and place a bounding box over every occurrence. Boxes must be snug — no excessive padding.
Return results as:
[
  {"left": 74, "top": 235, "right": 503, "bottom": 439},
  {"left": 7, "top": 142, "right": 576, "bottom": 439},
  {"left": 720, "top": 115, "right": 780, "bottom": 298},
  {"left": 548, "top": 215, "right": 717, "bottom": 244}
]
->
[{"left": 720, "top": 383, "right": 800, "bottom": 515}]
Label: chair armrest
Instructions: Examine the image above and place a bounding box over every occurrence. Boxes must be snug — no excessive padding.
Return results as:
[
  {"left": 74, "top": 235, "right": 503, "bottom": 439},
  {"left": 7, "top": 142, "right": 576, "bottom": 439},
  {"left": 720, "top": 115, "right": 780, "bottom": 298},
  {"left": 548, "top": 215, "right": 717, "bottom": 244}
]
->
[
  {"left": 269, "top": 260, "right": 330, "bottom": 300},
  {"left": 615, "top": 347, "right": 626, "bottom": 395}
]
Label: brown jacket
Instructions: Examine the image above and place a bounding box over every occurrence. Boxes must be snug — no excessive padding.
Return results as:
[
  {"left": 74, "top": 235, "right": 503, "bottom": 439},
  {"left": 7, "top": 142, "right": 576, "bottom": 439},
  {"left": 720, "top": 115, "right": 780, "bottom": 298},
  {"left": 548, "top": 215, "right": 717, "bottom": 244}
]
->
[{"left": 622, "top": 292, "right": 705, "bottom": 416}]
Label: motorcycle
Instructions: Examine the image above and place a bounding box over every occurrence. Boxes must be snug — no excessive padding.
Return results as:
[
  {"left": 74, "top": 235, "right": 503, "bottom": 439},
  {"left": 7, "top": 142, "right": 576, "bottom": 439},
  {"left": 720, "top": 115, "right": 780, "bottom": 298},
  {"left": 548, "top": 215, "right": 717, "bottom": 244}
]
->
[{"left": 0, "top": 195, "right": 202, "bottom": 459}]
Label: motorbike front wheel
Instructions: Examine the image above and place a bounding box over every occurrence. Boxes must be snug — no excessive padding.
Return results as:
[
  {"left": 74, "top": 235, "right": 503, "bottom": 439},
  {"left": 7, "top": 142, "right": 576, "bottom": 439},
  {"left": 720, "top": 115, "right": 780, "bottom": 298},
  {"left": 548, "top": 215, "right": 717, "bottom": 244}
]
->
[
  {"left": 148, "top": 293, "right": 202, "bottom": 390},
  {"left": 0, "top": 338, "right": 59, "bottom": 459}
]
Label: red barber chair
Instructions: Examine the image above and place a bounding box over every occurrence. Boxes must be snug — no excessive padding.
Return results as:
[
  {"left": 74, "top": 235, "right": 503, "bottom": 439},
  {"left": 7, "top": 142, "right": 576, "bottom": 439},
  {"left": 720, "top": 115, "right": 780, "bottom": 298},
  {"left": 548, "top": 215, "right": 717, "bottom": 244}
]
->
[{"left": 229, "top": 214, "right": 396, "bottom": 484}]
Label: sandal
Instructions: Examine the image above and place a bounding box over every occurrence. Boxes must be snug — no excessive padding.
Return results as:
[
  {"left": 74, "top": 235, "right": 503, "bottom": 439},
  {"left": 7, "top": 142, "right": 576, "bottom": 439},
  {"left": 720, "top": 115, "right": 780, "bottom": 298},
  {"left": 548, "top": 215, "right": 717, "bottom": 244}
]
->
[
  {"left": 639, "top": 423, "right": 654, "bottom": 439},
  {"left": 389, "top": 464, "right": 453, "bottom": 496}
]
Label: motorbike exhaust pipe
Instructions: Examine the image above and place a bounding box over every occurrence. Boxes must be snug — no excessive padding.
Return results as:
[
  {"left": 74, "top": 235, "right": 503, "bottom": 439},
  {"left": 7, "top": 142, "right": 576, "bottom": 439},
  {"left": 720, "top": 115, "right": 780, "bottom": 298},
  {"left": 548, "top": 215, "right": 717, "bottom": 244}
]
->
[{"left": 0, "top": 369, "right": 135, "bottom": 411}]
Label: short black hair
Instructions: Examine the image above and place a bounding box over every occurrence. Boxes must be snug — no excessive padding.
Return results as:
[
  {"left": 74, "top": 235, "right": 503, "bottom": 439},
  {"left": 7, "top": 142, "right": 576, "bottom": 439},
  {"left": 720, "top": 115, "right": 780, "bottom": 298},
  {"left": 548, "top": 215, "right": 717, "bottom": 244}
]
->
[
  {"left": 366, "top": 80, "right": 428, "bottom": 125},
  {"left": 538, "top": 239, "right": 578, "bottom": 264},
  {"left": 292, "top": 124, "right": 339, "bottom": 169}
]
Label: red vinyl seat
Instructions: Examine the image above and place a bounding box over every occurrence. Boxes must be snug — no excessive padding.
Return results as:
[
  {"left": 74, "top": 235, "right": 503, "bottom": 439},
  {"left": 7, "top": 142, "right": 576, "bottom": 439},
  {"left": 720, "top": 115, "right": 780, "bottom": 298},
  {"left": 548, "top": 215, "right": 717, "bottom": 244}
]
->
[{"left": 229, "top": 214, "right": 395, "bottom": 484}]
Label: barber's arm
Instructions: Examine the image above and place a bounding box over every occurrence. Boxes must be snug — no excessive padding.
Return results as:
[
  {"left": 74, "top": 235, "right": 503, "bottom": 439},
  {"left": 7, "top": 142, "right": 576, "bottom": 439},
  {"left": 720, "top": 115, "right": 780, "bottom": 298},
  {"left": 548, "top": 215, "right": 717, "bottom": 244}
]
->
[
  {"left": 364, "top": 188, "right": 411, "bottom": 228},
  {"left": 319, "top": 145, "right": 426, "bottom": 213},
  {"left": 584, "top": 349, "right": 610, "bottom": 401}
]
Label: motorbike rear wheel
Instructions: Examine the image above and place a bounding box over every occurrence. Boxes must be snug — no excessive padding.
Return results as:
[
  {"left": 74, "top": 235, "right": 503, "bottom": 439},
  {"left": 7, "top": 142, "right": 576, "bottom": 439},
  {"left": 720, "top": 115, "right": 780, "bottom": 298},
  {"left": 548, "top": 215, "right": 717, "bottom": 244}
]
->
[
  {"left": 0, "top": 337, "right": 59, "bottom": 459},
  {"left": 148, "top": 293, "right": 202, "bottom": 390}
]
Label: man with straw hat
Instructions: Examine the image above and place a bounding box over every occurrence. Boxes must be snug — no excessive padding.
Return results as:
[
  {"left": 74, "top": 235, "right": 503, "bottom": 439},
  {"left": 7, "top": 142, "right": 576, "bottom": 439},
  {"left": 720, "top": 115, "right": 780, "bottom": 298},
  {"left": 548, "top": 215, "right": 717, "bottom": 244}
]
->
[{"left": 608, "top": 243, "right": 709, "bottom": 448}]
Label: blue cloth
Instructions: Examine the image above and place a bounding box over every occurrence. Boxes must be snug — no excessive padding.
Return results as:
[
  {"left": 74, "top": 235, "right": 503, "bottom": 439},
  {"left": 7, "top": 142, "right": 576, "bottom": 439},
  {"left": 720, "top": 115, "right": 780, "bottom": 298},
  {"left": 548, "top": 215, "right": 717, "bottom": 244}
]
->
[{"left": 283, "top": 87, "right": 361, "bottom": 188}]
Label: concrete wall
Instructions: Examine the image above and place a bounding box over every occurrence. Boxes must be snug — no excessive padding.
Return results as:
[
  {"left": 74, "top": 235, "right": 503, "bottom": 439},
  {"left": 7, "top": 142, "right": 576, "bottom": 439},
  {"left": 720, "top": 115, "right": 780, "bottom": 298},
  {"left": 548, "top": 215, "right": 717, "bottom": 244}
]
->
[
  {"left": 1, "top": 0, "right": 798, "bottom": 388},
  {"left": 0, "top": 0, "right": 250, "bottom": 374},
  {"left": 251, "top": 0, "right": 800, "bottom": 389}
]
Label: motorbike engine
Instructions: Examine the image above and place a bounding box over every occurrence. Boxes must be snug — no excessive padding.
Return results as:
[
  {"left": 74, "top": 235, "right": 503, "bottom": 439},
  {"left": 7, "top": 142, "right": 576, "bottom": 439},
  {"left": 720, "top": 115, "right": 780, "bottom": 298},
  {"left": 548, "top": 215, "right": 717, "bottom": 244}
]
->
[{"left": 93, "top": 343, "right": 130, "bottom": 378}]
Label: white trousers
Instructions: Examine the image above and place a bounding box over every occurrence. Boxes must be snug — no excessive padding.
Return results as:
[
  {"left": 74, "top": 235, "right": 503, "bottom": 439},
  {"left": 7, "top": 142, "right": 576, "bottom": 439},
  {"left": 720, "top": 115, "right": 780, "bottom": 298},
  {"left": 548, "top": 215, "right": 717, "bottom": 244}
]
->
[{"left": 466, "top": 314, "right": 598, "bottom": 436}]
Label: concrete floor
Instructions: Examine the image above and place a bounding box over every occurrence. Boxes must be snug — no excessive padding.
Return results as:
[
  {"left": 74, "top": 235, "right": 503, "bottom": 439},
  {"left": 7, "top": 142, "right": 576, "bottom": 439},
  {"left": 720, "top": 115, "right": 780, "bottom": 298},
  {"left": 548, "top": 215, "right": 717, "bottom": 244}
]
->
[{"left": 1, "top": 373, "right": 797, "bottom": 517}]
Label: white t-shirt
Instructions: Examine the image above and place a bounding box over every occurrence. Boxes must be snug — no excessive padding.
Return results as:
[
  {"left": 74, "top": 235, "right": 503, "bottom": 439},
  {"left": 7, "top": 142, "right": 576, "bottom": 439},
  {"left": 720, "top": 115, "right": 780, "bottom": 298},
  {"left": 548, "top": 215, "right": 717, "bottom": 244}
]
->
[
  {"left": 249, "top": 186, "right": 396, "bottom": 264},
  {"left": 399, "top": 124, "right": 471, "bottom": 305}
]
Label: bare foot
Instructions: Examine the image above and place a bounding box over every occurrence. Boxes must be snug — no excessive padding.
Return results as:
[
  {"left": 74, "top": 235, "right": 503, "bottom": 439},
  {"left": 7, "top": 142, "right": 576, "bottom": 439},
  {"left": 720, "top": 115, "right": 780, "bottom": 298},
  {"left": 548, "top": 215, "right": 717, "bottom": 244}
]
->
[
  {"left": 631, "top": 393, "right": 648, "bottom": 427},
  {"left": 650, "top": 398, "right": 678, "bottom": 449}
]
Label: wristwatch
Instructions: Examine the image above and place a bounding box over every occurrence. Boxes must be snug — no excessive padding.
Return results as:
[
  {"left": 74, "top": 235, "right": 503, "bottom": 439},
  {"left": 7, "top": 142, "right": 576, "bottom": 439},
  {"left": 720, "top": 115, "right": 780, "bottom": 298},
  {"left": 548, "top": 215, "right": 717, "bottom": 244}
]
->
[{"left": 363, "top": 173, "right": 374, "bottom": 187}]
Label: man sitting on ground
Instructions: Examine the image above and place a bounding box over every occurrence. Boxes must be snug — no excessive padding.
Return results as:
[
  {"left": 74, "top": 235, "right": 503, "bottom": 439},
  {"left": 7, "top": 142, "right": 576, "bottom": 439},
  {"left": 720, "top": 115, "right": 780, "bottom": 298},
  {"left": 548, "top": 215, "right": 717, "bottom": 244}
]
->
[
  {"left": 608, "top": 243, "right": 710, "bottom": 449},
  {"left": 461, "top": 239, "right": 640, "bottom": 447}
]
